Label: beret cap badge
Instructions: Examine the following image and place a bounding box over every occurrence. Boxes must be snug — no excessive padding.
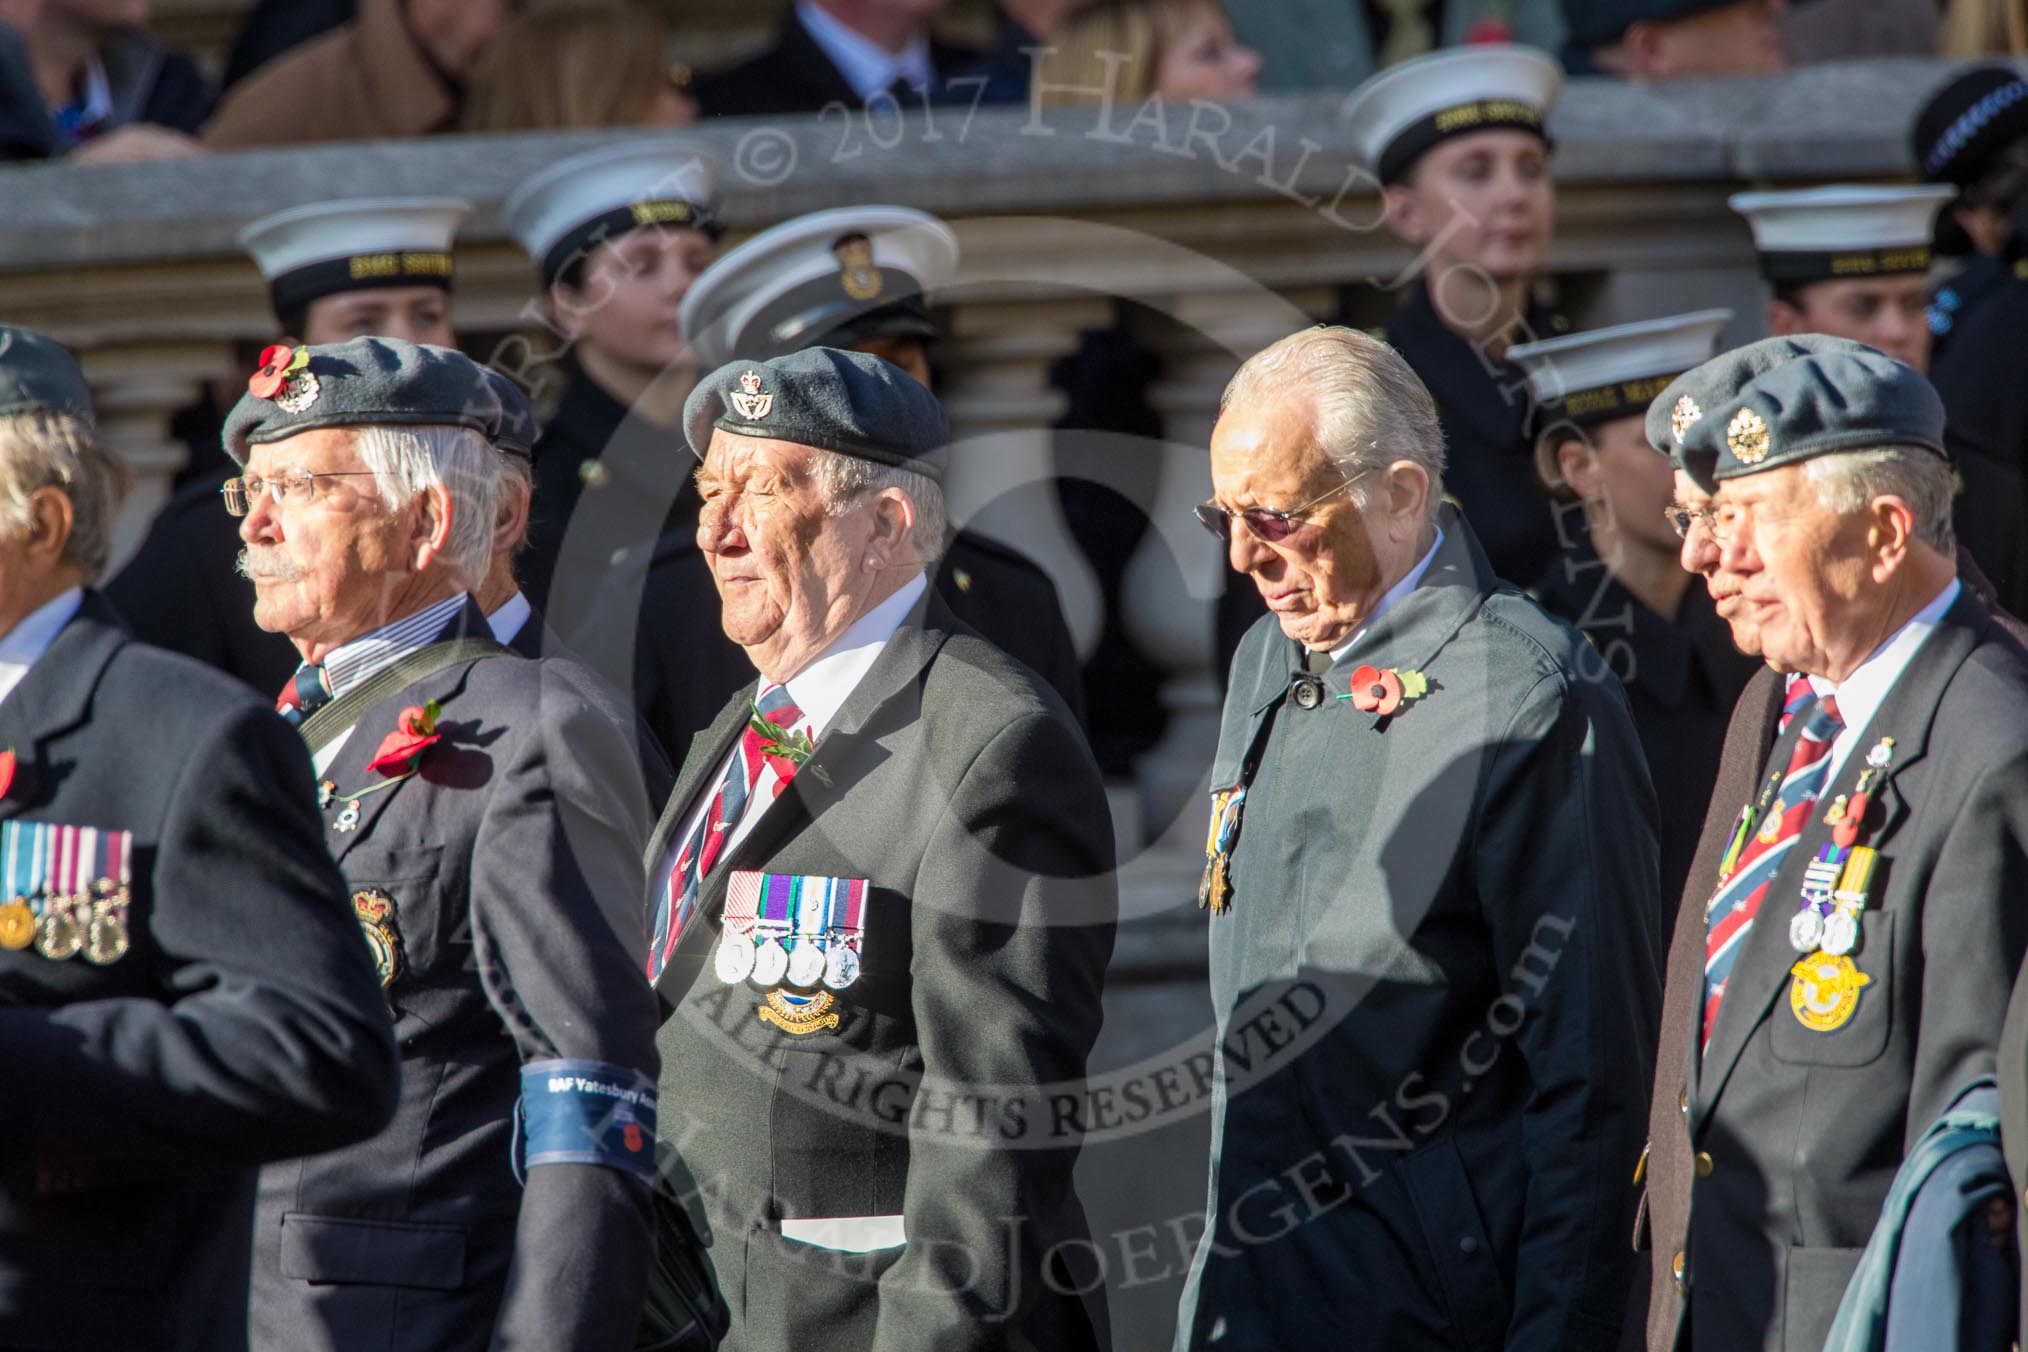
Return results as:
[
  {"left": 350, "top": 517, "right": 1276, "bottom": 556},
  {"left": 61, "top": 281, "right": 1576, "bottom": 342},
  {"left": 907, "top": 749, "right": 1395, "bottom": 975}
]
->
[
  {"left": 834, "top": 234, "right": 883, "bottom": 302},
  {"left": 1727, "top": 406, "right": 1771, "bottom": 464},
  {"left": 249, "top": 344, "right": 320, "bottom": 413},
  {"left": 729, "top": 368, "right": 774, "bottom": 420},
  {"left": 1670, "top": 394, "right": 1704, "bottom": 443}
]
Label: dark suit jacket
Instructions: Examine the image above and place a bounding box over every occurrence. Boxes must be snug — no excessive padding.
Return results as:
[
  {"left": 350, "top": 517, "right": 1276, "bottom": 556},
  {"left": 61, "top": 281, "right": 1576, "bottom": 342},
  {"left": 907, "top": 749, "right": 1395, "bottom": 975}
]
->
[
  {"left": 1176, "top": 511, "right": 1664, "bottom": 1352},
  {"left": 0, "top": 594, "right": 396, "bottom": 1352},
  {"left": 691, "top": 10, "right": 979, "bottom": 119},
  {"left": 1654, "top": 588, "right": 2028, "bottom": 1352},
  {"left": 649, "top": 592, "right": 1116, "bottom": 1352},
  {"left": 249, "top": 603, "right": 661, "bottom": 1352},
  {"left": 506, "top": 603, "right": 678, "bottom": 815},
  {"left": 1644, "top": 559, "right": 2028, "bottom": 1352}
]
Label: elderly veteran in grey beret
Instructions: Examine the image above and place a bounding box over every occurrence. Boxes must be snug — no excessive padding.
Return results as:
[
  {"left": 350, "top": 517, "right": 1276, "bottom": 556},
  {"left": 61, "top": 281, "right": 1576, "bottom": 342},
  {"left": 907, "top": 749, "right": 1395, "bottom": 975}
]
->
[
  {"left": 0, "top": 327, "right": 398, "bottom": 1352},
  {"left": 646, "top": 347, "right": 1116, "bottom": 1352},
  {"left": 1644, "top": 334, "right": 2028, "bottom": 1352},
  {"left": 1175, "top": 325, "right": 1662, "bottom": 1352},
  {"left": 223, "top": 337, "right": 664, "bottom": 1352}
]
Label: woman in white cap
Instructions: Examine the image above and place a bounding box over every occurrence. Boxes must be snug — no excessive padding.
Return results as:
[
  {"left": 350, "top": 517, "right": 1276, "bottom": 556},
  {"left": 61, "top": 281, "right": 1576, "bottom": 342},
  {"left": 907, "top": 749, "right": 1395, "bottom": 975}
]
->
[{"left": 1342, "top": 43, "right": 1565, "bottom": 587}]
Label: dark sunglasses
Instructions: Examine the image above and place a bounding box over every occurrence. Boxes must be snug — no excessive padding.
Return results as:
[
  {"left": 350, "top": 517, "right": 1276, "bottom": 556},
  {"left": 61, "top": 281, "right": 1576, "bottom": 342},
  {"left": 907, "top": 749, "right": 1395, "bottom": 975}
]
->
[{"left": 1194, "top": 470, "right": 1369, "bottom": 543}]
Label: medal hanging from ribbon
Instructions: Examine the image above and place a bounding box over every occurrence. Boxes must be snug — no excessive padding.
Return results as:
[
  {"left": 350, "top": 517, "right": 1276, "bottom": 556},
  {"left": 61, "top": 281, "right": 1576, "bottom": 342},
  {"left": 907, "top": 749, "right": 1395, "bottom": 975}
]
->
[
  {"left": 1787, "top": 737, "right": 1893, "bottom": 959},
  {"left": 1198, "top": 787, "right": 1246, "bottom": 915},
  {"left": 0, "top": 820, "right": 133, "bottom": 964},
  {"left": 715, "top": 872, "right": 867, "bottom": 993},
  {"left": 751, "top": 874, "right": 794, "bottom": 988}
]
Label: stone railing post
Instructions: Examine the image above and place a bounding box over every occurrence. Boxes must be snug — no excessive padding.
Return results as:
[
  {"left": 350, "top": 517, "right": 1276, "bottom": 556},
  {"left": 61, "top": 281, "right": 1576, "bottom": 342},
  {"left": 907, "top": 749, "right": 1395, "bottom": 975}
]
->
[{"left": 84, "top": 342, "right": 235, "bottom": 574}]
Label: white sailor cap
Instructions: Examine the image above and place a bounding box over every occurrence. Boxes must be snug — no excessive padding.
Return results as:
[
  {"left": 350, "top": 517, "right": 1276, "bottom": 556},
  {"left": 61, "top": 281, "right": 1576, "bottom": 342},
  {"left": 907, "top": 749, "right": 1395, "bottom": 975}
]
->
[
  {"left": 1340, "top": 44, "right": 1562, "bottom": 185},
  {"left": 238, "top": 197, "right": 471, "bottom": 316},
  {"left": 502, "top": 140, "right": 724, "bottom": 286},
  {"left": 1508, "top": 309, "right": 1731, "bottom": 491},
  {"left": 1728, "top": 185, "right": 1956, "bottom": 285},
  {"left": 679, "top": 206, "right": 960, "bottom": 370}
]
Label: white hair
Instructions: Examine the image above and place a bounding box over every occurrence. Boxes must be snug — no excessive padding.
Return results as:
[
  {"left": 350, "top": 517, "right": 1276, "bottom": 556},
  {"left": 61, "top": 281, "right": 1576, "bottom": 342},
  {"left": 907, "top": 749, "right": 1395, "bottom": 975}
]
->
[
  {"left": 1804, "top": 445, "right": 1957, "bottom": 553},
  {"left": 0, "top": 411, "right": 130, "bottom": 584},
  {"left": 351, "top": 423, "right": 502, "bottom": 587},
  {"left": 1220, "top": 325, "right": 1448, "bottom": 523},
  {"left": 808, "top": 450, "right": 948, "bottom": 565}
]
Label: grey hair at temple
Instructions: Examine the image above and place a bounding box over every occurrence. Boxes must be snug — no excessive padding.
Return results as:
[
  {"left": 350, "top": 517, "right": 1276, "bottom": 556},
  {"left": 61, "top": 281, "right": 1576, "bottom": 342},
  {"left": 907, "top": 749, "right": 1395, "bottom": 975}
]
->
[{"left": 0, "top": 411, "right": 131, "bottom": 584}]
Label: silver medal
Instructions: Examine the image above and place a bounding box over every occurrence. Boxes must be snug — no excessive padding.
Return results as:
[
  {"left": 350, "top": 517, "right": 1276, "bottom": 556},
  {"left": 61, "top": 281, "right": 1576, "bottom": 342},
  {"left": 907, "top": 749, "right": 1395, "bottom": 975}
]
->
[
  {"left": 335, "top": 800, "right": 361, "bottom": 833},
  {"left": 1789, "top": 907, "right": 1824, "bottom": 953},
  {"left": 786, "top": 941, "right": 826, "bottom": 990},
  {"left": 824, "top": 944, "right": 861, "bottom": 990},
  {"left": 714, "top": 933, "right": 756, "bottom": 985},
  {"left": 1821, "top": 910, "right": 1859, "bottom": 957},
  {"left": 751, "top": 936, "right": 789, "bottom": 987}
]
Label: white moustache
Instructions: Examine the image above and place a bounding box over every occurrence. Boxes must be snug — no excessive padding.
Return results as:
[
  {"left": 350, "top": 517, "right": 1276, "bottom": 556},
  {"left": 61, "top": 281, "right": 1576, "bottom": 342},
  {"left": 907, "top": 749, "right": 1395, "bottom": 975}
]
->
[{"left": 236, "top": 546, "right": 303, "bottom": 583}]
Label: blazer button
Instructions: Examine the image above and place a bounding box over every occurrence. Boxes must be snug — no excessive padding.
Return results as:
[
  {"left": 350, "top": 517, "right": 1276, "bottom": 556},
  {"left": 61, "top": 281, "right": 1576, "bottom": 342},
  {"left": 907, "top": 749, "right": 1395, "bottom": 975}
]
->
[
  {"left": 1671, "top": 1251, "right": 1687, "bottom": 1292},
  {"left": 1458, "top": 1235, "right": 1478, "bottom": 1254},
  {"left": 1695, "top": 1151, "right": 1714, "bottom": 1177}
]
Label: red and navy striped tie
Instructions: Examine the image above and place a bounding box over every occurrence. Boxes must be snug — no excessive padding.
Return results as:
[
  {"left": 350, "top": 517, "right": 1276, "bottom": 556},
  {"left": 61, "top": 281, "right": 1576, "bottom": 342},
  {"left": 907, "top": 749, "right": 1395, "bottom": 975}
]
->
[
  {"left": 1701, "top": 694, "right": 1843, "bottom": 1051},
  {"left": 275, "top": 664, "right": 331, "bottom": 728},
  {"left": 1775, "top": 671, "right": 1813, "bottom": 738}
]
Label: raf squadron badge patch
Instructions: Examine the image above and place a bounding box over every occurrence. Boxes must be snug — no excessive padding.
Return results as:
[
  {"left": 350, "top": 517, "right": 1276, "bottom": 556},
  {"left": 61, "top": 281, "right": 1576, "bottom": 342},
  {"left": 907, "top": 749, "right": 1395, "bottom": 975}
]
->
[
  {"left": 1789, "top": 952, "right": 1871, "bottom": 1032},
  {"left": 351, "top": 888, "right": 405, "bottom": 988}
]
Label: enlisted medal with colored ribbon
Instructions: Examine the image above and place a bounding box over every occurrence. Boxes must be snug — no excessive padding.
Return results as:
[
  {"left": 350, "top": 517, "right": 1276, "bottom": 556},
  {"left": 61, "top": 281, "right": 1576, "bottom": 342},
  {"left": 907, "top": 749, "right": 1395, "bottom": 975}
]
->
[
  {"left": 0, "top": 819, "right": 45, "bottom": 951},
  {"left": 751, "top": 877, "right": 792, "bottom": 988},
  {"left": 0, "top": 822, "right": 134, "bottom": 964},
  {"left": 1199, "top": 787, "right": 1246, "bottom": 915},
  {"left": 823, "top": 878, "right": 867, "bottom": 991},
  {"left": 715, "top": 871, "right": 762, "bottom": 985}
]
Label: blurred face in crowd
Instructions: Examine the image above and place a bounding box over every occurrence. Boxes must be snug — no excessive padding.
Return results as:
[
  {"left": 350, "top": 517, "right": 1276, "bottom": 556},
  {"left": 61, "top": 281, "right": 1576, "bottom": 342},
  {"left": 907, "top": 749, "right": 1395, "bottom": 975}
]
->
[
  {"left": 406, "top": 0, "right": 511, "bottom": 77},
  {"left": 1615, "top": 0, "right": 1786, "bottom": 79},
  {"left": 552, "top": 226, "right": 717, "bottom": 383},
  {"left": 696, "top": 432, "right": 917, "bottom": 681},
  {"left": 1556, "top": 417, "right": 1680, "bottom": 557},
  {"left": 852, "top": 336, "right": 933, "bottom": 389},
  {"left": 1674, "top": 468, "right": 1760, "bottom": 654},
  {"left": 1768, "top": 277, "right": 1931, "bottom": 373},
  {"left": 1710, "top": 462, "right": 1899, "bottom": 680},
  {"left": 1153, "top": 7, "right": 1261, "bottom": 103},
  {"left": 1384, "top": 130, "right": 1554, "bottom": 284},
  {"left": 1208, "top": 393, "right": 1431, "bottom": 650},
  {"left": 237, "top": 427, "right": 454, "bottom": 659},
  {"left": 300, "top": 288, "right": 455, "bottom": 348}
]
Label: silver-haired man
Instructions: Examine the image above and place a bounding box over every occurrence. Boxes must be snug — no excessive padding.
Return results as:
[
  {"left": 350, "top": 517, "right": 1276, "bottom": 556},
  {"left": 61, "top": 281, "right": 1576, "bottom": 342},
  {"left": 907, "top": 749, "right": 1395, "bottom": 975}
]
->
[
  {"left": 223, "top": 337, "right": 662, "bottom": 1352},
  {"left": 1174, "top": 325, "right": 1664, "bottom": 1351}
]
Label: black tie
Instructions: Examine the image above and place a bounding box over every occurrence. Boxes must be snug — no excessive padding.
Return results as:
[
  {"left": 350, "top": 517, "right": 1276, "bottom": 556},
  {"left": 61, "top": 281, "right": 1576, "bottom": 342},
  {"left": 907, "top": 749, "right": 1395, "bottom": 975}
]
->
[{"left": 1302, "top": 648, "right": 1335, "bottom": 676}]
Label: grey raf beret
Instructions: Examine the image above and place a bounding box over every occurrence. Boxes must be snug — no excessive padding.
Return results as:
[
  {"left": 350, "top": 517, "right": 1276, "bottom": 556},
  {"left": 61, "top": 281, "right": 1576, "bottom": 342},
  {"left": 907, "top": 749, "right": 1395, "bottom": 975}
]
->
[
  {"left": 1646, "top": 334, "right": 1946, "bottom": 493},
  {"left": 483, "top": 367, "right": 537, "bottom": 461},
  {"left": 682, "top": 346, "right": 950, "bottom": 479},
  {"left": 0, "top": 326, "right": 94, "bottom": 425},
  {"left": 222, "top": 336, "right": 503, "bottom": 466}
]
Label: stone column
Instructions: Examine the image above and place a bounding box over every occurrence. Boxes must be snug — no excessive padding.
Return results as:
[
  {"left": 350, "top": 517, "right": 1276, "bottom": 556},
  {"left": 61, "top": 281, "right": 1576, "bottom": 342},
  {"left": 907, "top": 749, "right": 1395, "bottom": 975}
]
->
[
  {"left": 84, "top": 341, "right": 237, "bottom": 574},
  {"left": 937, "top": 297, "right": 1114, "bottom": 661}
]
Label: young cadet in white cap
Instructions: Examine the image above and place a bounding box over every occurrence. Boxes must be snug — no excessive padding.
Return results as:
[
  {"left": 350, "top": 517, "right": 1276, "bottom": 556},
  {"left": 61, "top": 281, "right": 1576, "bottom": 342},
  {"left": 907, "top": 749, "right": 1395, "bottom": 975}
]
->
[
  {"left": 679, "top": 204, "right": 1085, "bottom": 720},
  {"left": 1341, "top": 44, "right": 1568, "bottom": 588},
  {"left": 502, "top": 140, "right": 749, "bottom": 760},
  {"left": 1733, "top": 184, "right": 2028, "bottom": 618},
  {"left": 104, "top": 195, "right": 474, "bottom": 699},
  {"left": 1510, "top": 309, "right": 1757, "bottom": 903}
]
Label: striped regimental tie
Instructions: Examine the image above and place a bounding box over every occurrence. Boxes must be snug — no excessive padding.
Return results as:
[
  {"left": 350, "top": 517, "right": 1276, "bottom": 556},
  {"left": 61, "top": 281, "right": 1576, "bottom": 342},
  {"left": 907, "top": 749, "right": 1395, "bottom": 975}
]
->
[
  {"left": 1701, "top": 694, "right": 1843, "bottom": 1051},
  {"left": 275, "top": 664, "right": 331, "bottom": 728}
]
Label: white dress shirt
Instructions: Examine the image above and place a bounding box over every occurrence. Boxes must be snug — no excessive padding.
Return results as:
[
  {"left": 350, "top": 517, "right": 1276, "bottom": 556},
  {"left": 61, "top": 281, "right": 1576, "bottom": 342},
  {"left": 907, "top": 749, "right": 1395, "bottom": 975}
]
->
[
  {"left": 308, "top": 592, "right": 471, "bottom": 775},
  {"left": 0, "top": 588, "right": 83, "bottom": 710},
  {"left": 487, "top": 591, "right": 532, "bottom": 647},
  {"left": 669, "top": 572, "right": 928, "bottom": 870},
  {"left": 795, "top": 0, "right": 935, "bottom": 99},
  {"left": 1807, "top": 576, "right": 1960, "bottom": 785},
  {"left": 1318, "top": 525, "right": 1446, "bottom": 665}
]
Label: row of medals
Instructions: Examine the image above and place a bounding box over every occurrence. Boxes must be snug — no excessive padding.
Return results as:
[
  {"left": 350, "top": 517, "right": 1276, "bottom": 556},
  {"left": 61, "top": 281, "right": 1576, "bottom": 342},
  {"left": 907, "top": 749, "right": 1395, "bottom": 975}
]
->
[
  {"left": 0, "top": 880, "right": 131, "bottom": 965},
  {"left": 715, "top": 928, "right": 862, "bottom": 992},
  {"left": 1786, "top": 740, "right": 1892, "bottom": 959}
]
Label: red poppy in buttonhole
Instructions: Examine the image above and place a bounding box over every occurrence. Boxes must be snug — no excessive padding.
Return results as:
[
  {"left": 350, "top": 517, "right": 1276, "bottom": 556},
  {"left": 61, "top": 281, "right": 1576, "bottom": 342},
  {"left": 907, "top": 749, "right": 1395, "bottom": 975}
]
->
[
  {"left": 0, "top": 749, "right": 16, "bottom": 800},
  {"left": 248, "top": 345, "right": 295, "bottom": 399},
  {"left": 365, "top": 704, "right": 442, "bottom": 777},
  {"left": 1347, "top": 665, "right": 1404, "bottom": 716}
]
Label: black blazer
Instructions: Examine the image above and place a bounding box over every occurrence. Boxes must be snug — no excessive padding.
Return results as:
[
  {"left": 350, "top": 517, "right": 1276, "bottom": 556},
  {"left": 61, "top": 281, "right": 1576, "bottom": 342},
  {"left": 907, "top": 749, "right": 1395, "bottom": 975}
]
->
[
  {"left": 691, "top": 10, "right": 979, "bottom": 118},
  {"left": 648, "top": 593, "right": 1116, "bottom": 1352},
  {"left": 247, "top": 604, "right": 661, "bottom": 1352},
  {"left": 1675, "top": 589, "right": 2028, "bottom": 1352},
  {"left": 0, "top": 594, "right": 396, "bottom": 1352}
]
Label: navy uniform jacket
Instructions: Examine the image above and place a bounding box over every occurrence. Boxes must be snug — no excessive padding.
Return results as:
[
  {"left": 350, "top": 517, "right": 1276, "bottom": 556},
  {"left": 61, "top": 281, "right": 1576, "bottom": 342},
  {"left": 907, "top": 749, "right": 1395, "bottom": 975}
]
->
[
  {"left": 1924, "top": 284, "right": 2028, "bottom": 616},
  {"left": 1533, "top": 533, "right": 1760, "bottom": 904},
  {"left": 248, "top": 604, "right": 661, "bottom": 1352},
  {"left": 1177, "top": 511, "right": 1664, "bottom": 1352},
  {"left": 649, "top": 593, "right": 1116, "bottom": 1351},
  {"left": 0, "top": 594, "right": 397, "bottom": 1352},
  {"left": 104, "top": 472, "right": 299, "bottom": 697},
  {"left": 1664, "top": 588, "right": 2028, "bottom": 1352},
  {"left": 1386, "top": 283, "right": 1566, "bottom": 587}
]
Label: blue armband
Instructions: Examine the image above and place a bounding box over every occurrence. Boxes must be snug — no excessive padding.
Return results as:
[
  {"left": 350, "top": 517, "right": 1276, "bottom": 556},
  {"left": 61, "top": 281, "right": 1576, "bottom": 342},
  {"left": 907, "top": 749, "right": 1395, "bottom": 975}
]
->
[{"left": 514, "top": 1059, "right": 658, "bottom": 1181}]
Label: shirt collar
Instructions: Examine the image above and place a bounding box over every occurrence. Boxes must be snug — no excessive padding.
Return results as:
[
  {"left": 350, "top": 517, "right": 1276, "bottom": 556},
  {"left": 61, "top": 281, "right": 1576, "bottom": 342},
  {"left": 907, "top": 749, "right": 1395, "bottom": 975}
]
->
[
  {"left": 0, "top": 587, "right": 83, "bottom": 705},
  {"left": 794, "top": 0, "right": 934, "bottom": 99},
  {"left": 487, "top": 591, "right": 532, "bottom": 647},
  {"left": 1808, "top": 576, "right": 1961, "bottom": 744},
  {"left": 776, "top": 572, "right": 927, "bottom": 737},
  {"left": 319, "top": 593, "right": 470, "bottom": 699},
  {"left": 1322, "top": 525, "right": 1446, "bottom": 664}
]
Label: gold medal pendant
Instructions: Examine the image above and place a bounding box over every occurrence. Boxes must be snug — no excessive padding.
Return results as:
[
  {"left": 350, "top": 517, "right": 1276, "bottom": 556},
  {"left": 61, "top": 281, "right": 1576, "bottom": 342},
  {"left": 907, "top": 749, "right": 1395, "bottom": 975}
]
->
[
  {"left": 756, "top": 988, "right": 841, "bottom": 1035},
  {"left": 84, "top": 887, "right": 130, "bottom": 966},
  {"left": 0, "top": 897, "right": 34, "bottom": 950},
  {"left": 1789, "top": 952, "right": 1872, "bottom": 1032},
  {"left": 35, "top": 896, "right": 83, "bottom": 961}
]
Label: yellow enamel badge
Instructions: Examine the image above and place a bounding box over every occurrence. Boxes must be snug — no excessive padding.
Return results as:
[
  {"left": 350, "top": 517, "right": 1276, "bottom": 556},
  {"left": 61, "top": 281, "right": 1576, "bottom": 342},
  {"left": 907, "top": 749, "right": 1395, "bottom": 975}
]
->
[
  {"left": 352, "top": 888, "right": 404, "bottom": 988},
  {"left": 757, "top": 987, "right": 841, "bottom": 1035},
  {"left": 1788, "top": 952, "right": 1871, "bottom": 1032}
]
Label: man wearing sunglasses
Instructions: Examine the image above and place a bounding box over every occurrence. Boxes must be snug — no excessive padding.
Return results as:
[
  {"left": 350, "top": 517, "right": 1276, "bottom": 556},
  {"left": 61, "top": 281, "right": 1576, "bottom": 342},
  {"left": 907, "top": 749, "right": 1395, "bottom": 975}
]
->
[{"left": 1174, "top": 325, "right": 1664, "bottom": 1351}]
